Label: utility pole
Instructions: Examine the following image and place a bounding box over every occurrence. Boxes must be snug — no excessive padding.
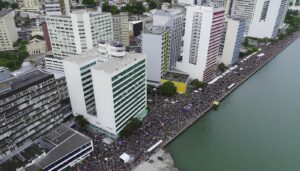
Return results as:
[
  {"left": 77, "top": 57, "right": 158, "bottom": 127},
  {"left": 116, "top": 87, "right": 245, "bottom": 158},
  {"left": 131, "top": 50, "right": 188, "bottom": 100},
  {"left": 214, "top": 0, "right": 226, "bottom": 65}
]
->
[{"left": 130, "top": 155, "right": 135, "bottom": 171}]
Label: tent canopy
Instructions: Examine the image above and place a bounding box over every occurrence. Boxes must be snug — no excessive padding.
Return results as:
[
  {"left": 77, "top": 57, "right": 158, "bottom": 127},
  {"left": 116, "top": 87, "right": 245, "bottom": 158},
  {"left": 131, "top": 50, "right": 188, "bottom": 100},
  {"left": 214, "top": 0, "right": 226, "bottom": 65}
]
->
[{"left": 120, "top": 153, "right": 130, "bottom": 163}]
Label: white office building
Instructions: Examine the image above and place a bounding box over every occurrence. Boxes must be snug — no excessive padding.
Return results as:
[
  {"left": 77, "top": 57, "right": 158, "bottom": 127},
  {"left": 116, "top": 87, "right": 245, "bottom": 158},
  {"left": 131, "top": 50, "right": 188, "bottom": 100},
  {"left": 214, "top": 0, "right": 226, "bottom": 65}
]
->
[
  {"left": 142, "top": 26, "right": 170, "bottom": 85},
  {"left": 219, "top": 17, "right": 245, "bottom": 66},
  {"left": 231, "top": 0, "right": 289, "bottom": 38},
  {"left": 0, "top": 9, "right": 18, "bottom": 51},
  {"left": 176, "top": 6, "right": 225, "bottom": 82},
  {"left": 45, "top": 10, "right": 113, "bottom": 71},
  {"left": 64, "top": 42, "right": 147, "bottom": 137},
  {"left": 153, "top": 8, "right": 185, "bottom": 69}
]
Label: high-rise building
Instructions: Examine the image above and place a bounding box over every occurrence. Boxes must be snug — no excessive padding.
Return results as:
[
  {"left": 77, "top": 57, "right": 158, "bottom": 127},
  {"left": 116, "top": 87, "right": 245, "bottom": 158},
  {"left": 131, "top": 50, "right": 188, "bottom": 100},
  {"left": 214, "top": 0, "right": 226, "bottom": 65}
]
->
[
  {"left": 176, "top": 6, "right": 225, "bottom": 82},
  {"left": 45, "top": 10, "right": 113, "bottom": 71},
  {"left": 142, "top": 26, "right": 170, "bottom": 85},
  {"left": 0, "top": 9, "right": 18, "bottom": 51},
  {"left": 0, "top": 70, "right": 64, "bottom": 162},
  {"left": 63, "top": 42, "right": 147, "bottom": 137},
  {"left": 153, "top": 8, "right": 185, "bottom": 69},
  {"left": 219, "top": 17, "right": 245, "bottom": 66},
  {"left": 112, "top": 12, "right": 129, "bottom": 46},
  {"left": 231, "top": 0, "right": 288, "bottom": 38},
  {"left": 224, "top": 0, "right": 232, "bottom": 15},
  {"left": 45, "top": 0, "right": 61, "bottom": 15},
  {"left": 177, "top": 0, "right": 223, "bottom": 6},
  {"left": 44, "top": 0, "right": 70, "bottom": 16}
]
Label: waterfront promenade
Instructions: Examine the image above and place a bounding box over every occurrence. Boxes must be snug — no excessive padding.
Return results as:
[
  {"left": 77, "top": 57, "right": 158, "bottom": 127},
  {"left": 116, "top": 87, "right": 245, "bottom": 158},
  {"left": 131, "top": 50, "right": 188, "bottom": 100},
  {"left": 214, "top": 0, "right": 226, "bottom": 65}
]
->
[{"left": 72, "top": 30, "right": 300, "bottom": 171}]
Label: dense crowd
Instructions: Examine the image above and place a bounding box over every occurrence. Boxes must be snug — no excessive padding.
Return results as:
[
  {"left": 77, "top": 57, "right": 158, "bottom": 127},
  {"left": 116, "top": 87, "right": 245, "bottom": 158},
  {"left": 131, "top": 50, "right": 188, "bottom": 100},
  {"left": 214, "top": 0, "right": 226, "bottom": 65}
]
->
[{"left": 72, "top": 31, "right": 300, "bottom": 171}]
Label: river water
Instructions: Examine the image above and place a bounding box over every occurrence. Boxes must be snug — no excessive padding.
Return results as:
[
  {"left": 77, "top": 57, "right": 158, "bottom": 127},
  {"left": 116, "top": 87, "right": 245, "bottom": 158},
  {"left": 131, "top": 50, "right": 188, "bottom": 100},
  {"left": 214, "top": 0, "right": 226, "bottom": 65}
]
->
[{"left": 166, "top": 38, "right": 300, "bottom": 171}]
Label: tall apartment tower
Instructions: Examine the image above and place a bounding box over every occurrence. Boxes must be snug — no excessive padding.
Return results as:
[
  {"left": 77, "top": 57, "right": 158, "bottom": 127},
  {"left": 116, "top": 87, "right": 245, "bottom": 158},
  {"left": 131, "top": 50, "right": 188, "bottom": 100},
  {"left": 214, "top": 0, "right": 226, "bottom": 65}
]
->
[
  {"left": 153, "top": 8, "right": 185, "bottom": 69},
  {"left": 231, "top": 0, "right": 288, "bottom": 38},
  {"left": 63, "top": 42, "right": 147, "bottom": 137},
  {"left": 176, "top": 6, "right": 225, "bottom": 82},
  {"left": 0, "top": 70, "right": 63, "bottom": 162},
  {"left": 0, "top": 10, "right": 18, "bottom": 51},
  {"left": 45, "top": 0, "right": 70, "bottom": 16},
  {"left": 45, "top": 10, "right": 113, "bottom": 71},
  {"left": 224, "top": 0, "right": 232, "bottom": 15},
  {"left": 112, "top": 12, "right": 129, "bottom": 46},
  {"left": 142, "top": 26, "right": 170, "bottom": 85},
  {"left": 219, "top": 17, "right": 245, "bottom": 66}
]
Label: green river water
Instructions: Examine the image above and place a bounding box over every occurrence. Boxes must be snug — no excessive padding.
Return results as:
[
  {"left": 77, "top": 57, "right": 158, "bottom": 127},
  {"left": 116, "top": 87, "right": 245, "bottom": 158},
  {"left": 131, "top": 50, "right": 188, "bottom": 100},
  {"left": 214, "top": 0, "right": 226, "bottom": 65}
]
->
[{"left": 166, "top": 38, "right": 300, "bottom": 171}]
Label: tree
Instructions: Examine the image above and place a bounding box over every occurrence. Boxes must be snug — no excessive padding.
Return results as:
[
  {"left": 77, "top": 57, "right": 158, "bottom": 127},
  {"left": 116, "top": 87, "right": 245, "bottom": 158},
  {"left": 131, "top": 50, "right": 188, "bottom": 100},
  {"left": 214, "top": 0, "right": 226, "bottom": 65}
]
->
[
  {"left": 82, "top": 0, "right": 96, "bottom": 6},
  {"left": 190, "top": 79, "right": 207, "bottom": 89},
  {"left": 244, "top": 37, "right": 249, "bottom": 46},
  {"left": 218, "top": 63, "right": 228, "bottom": 73},
  {"left": 119, "top": 118, "right": 142, "bottom": 137},
  {"left": 147, "top": 85, "right": 156, "bottom": 96},
  {"left": 75, "top": 115, "right": 89, "bottom": 128},
  {"left": 147, "top": 0, "right": 157, "bottom": 10},
  {"left": 278, "top": 33, "right": 286, "bottom": 40},
  {"left": 162, "top": 0, "right": 171, "bottom": 3},
  {"left": 121, "top": 2, "right": 146, "bottom": 15},
  {"left": 102, "top": 1, "right": 110, "bottom": 12},
  {"left": 24, "top": 17, "right": 31, "bottom": 27},
  {"left": 134, "top": 2, "right": 145, "bottom": 14},
  {"left": 11, "top": 3, "right": 18, "bottom": 9},
  {"left": 159, "top": 81, "right": 177, "bottom": 96},
  {"left": 0, "top": 0, "right": 10, "bottom": 9},
  {"left": 110, "top": 5, "right": 120, "bottom": 14}
]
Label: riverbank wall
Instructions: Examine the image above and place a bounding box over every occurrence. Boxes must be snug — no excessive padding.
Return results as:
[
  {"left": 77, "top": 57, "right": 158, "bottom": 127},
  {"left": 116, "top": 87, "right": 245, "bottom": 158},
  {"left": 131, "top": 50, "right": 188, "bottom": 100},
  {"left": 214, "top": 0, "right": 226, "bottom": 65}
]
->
[
  {"left": 161, "top": 31, "right": 300, "bottom": 148},
  {"left": 134, "top": 31, "right": 300, "bottom": 171}
]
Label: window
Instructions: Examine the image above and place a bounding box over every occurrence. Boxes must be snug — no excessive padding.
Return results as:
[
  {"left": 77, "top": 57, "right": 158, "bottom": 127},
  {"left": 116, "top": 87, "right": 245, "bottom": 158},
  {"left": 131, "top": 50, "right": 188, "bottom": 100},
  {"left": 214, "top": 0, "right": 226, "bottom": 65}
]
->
[{"left": 260, "top": 0, "right": 270, "bottom": 21}]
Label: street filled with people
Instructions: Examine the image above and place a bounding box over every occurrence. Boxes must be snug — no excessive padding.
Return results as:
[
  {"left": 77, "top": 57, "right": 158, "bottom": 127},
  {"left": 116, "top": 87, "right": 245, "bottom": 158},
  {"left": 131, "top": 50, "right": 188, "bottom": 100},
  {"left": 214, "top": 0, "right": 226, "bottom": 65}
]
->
[{"left": 72, "top": 31, "right": 300, "bottom": 171}]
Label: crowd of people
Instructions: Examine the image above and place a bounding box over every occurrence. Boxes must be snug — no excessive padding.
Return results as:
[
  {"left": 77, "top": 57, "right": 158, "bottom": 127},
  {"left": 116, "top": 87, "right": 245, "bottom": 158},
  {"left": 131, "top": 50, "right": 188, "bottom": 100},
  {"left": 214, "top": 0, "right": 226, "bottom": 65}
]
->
[{"left": 72, "top": 31, "right": 300, "bottom": 171}]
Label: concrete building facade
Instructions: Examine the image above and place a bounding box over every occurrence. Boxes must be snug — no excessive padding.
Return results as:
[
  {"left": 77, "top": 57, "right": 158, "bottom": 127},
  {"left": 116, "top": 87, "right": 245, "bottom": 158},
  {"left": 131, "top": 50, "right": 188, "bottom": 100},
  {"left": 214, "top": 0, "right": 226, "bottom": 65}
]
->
[
  {"left": 45, "top": 10, "right": 113, "bottom": 71},
  {"left": 176, "top": 6, "right": 225, "bottom": 82},
  {"left": 64, "top": 42, "right": 147, "bottom": 137},
  {"left": 142, "top": 26, "right": 170, "bottom": 85},
  {"left": 219, "top": 17, "right": 245, "bottom": 66},
  {"left": 153, "top": 8, "right": 185, "bottom": 69},
  {"left": 26, "top": 35, "right": 48, "bottom": 55},
  {"left": 112, "top": 12, "right": 129, "bottom": 46},
  {"left": 0, "top": 70, "right": 64, "bottom": 162},
  {"left": 231, "top": 0, "right": 289, "bottom": 38},
  {"left": 45, "top": 0, "right": 71, "bottom": 16},
  {"left": 0, "top": 10, "right": 18, "bottom": 51}
]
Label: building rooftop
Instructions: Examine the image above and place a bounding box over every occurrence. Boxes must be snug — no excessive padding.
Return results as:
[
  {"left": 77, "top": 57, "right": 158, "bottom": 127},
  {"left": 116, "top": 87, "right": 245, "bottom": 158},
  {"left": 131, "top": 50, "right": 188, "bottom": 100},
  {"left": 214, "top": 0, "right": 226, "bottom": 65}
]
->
[
  {"left": 0, "top": 9, "right": 13, "bottom": 18},
  {"left": 144, "top": 25, "right": 169, "bottom": 35},
  {"left": 43, "top": 69, "right": 65, "bottom": 79},
  {"left": 0, "top": 70, "right": 53, "bottom": 96},
  {"left": 93, "top": 52, "right": 145, "bottom": 74},
  {"left": 156, "top": 8, "right": 183, "bottom": 15},
  {"left": 129, "top": 20, "right": 143, "bottom": 24},
  {"left": 162, "top": 71, "right": 189, "bottom": 83},
  {"left": 64, "top": 48, "right": 108, "bottom": 65},
  {"left": 65, "top": 46, "right": 145, "bottom": 74},
  {"left": 112, "top": 12, "right": 128, "bottom": 17},
  {"left": 24, "top": 125, "right": 91, "bottom": 171}
]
